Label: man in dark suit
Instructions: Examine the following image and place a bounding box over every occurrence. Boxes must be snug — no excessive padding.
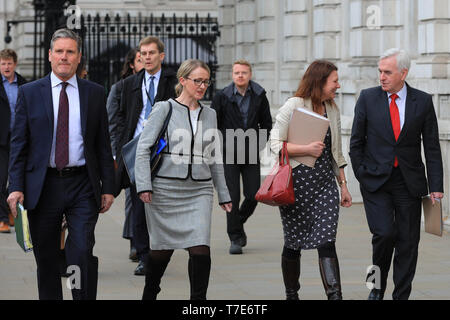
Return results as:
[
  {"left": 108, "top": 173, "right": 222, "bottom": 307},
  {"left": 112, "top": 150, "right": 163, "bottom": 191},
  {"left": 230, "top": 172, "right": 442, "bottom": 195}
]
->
[
  {"left": 113, "top": 36, "right": 177, "bottom": 275},
  {"left": 0, "top": 49, "right": 26, "bottom": 233},
  {"left": 211, "top": 60, "right": 272, "bottom": 255},
  {"left": 349, "top": 48, "right": 444, "bottom": 300},
  {"left": 7, "top": 29, "right": 115, "bottom": 300}
]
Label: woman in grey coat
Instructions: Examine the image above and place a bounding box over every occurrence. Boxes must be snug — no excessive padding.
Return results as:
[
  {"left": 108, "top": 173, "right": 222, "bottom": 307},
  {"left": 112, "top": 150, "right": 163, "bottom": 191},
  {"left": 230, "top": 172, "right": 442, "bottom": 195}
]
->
[{"left": 135, "top": 59, "right": 232, "bottom": 300}]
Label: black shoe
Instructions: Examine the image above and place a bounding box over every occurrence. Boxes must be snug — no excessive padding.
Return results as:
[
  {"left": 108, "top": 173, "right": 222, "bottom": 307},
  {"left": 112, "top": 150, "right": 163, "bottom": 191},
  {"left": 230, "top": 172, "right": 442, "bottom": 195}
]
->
[
  {"left": 129, "top": 247, "right": 138, "bottom": 262},
  {"left": 368, "top": 289, "right": 384, "bottom": 300},
  {"left": 229, "top": 241, "right": 242, "bottom": 254},
  {"left": 134, "top": 260, "right": 147, "bottom": 276},
  {"left": 237, "top": 235, "right": 247, "bottom": 248}
]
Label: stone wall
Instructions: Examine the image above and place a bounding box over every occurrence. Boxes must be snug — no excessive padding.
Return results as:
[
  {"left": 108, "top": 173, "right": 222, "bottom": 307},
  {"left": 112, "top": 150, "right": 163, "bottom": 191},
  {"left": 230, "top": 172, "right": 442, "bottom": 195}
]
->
[{"left": 217, "top": 0, "right": 450, "bottom": 221}]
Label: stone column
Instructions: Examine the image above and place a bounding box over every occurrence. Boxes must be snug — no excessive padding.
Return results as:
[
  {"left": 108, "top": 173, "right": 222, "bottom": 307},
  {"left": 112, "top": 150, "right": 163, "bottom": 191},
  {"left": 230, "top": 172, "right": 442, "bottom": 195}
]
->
[
  {"left": 216, "top": 0, "right": 236, "bottom": 89},
  {"left": 279, "top": 0, "right": 309, "bottom": 104},
  {"left": 312, "top": 0, "right": 342, "bottom": 60},
  {"left": 235, "top": 0, "right": 256, "bottom": 65},
  {"left": 414, "top": 0, "right": 450, "bottom": 218},
  {"left": 253, "top": 0, "right": 276, "bottom": 104},
  {"left": 414, "top": 0, "right": 450, "bottom": 82}
]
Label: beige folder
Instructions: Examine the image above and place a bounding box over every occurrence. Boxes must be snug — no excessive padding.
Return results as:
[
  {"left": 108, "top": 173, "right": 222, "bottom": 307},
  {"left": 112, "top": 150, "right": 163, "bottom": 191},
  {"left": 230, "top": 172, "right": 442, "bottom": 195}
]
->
[
  {"left": 422, "top": 196, "right": 443, "bottom": 237},
  {"left": 287, "top": 107, "right": 330, "bottom": 167}
]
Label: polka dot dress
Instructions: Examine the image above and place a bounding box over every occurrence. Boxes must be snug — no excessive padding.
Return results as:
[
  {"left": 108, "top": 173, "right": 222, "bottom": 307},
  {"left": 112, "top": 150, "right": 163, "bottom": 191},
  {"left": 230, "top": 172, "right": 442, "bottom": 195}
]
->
[{"left": 279, "top": 119, "right": 339, "bottom": 250}]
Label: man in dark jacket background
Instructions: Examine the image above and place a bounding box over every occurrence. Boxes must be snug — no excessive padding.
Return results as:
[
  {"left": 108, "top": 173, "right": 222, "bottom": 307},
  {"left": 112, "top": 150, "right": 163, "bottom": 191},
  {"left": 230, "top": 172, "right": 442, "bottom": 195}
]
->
[
  {"left": 211, "top": 60, "right": 272, "bottom": 254},
  {"left": 112, "top": 36, "right": 177, "bottom": 275},
  {"left": 0, "top": 49, "right": 26, "bottom": 233}
]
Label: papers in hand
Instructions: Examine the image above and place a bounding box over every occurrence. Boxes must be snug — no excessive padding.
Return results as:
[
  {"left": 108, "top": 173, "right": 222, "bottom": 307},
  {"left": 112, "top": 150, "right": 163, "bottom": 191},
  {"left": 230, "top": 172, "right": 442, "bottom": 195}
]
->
[
  {"left": 287, "top": 107, "right": 330, "bottom": 167},
  {"left": 422, "top": 195, "right": 443, "bottom": 237},
  {"left": 14, "top": 203, "right": 33, "bottom": 252}
]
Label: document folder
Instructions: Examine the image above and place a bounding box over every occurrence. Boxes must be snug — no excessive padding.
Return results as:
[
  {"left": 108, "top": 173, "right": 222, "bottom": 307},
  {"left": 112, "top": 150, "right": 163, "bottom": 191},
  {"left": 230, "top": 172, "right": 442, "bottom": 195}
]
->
[
  {"left": 14, "top": 203, "right": 33, "bottom": 252},
  {"left": 422, "top": 195, "right": 443, "bottom": 237},
  {"left": 287, "top": 107, "right": 330, "bottom": 167}
]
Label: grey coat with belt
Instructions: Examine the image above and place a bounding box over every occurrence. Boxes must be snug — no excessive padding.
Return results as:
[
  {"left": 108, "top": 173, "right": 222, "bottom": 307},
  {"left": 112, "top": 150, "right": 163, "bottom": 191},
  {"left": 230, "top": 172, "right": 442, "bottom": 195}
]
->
[{"left": 135, "top": 98, "right": 231, "bottom": 204}]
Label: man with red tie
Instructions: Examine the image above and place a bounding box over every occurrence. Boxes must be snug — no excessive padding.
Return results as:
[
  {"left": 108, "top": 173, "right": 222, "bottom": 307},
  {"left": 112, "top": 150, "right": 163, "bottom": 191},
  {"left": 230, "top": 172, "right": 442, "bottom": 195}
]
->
[
  {"left": 349, "top": 48, "right": 444, "bottom": 300},
  {"left": 7, "top": 29, "right": 115, "bottom": 300}
]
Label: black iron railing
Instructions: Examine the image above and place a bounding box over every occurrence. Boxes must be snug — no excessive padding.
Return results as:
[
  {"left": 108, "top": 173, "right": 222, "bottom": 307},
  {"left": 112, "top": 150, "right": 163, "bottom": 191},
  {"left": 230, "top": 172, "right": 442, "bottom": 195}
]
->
[
  {"left": 79, "top": 13, "right": 220, "bottom": 99},
  {"left": 5, "top": 5, "right": 220, "bottom": 99}
]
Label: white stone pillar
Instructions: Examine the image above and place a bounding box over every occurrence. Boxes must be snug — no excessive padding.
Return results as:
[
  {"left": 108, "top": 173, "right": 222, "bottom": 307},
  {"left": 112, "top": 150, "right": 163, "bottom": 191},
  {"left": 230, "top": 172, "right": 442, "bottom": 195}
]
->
[
  {"left": 217, "top": 0, "right": 236, "bottom": 89},
  {"left": 312, "top": 0, "right": 342, "bottom": 60},
  {"left": 279, "top": 0, "right": 309, "bottom": 104},
  {"left": 254, "top": 0, "right": 276, "bottom": 104},
  {"left": 414, "top": 0, "right": 450, "bottom": 219},
  {"left": 414, "top": 0, "right": 450, "bottom": 80},
  {"left": 235, "top": 0, "right": 256, "bottom": 63}
]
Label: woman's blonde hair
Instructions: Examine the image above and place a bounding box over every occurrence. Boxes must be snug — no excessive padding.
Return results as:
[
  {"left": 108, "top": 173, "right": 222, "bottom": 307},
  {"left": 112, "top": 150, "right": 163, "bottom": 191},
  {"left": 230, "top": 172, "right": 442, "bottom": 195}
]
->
[{"left": 175, "top": 59, "right": 210, "bottom": 97}]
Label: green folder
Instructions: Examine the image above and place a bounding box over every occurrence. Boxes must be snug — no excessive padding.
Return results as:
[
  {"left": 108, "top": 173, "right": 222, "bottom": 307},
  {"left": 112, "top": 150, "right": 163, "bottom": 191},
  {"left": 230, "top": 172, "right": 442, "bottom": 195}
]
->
[{"left": 14, "top": 203, "right": 33, "bottom": 252}]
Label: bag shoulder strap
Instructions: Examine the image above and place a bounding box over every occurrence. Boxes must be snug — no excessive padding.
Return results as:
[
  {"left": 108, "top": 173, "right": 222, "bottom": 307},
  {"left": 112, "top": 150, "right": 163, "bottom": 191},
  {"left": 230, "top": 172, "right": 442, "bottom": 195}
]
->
[
  {"left": 155, "top": 100, "right": 172, "bottom": 141},
  {"left": 280, "top": 141, "right": 290, "bottom": 165}
]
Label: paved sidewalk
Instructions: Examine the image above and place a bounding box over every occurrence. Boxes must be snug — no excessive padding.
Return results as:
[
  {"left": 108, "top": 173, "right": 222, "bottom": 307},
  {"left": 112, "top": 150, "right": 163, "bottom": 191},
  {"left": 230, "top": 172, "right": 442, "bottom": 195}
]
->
[{"left": 1, "top": 191, "right": 449, "bottom": 300}]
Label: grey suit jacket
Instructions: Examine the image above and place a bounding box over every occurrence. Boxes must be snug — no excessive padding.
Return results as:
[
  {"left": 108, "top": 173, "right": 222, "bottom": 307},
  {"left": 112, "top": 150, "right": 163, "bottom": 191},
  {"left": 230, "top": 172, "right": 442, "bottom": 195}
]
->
[{"left": 135, "top": 98, "right": 231, "bottom": 204}]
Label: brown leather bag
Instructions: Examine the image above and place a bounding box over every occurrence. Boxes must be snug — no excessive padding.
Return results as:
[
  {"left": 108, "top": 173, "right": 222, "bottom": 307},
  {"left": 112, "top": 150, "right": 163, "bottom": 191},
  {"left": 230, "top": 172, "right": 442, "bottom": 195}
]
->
[{"left": 255, "top": 142, "right": 295, "bottom": 206}]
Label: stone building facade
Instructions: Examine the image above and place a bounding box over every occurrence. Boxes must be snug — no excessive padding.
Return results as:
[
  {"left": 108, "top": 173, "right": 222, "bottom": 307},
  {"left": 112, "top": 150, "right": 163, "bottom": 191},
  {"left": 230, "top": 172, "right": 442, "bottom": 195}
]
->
[{"left": 1, "top": 0, "right": 449, "bottom": 219}]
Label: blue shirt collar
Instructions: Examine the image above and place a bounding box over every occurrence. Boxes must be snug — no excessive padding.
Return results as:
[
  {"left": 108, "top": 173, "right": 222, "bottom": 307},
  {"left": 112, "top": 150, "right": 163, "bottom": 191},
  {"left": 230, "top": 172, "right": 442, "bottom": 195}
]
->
[
  {"left": 233, "top": 83, "right": 251, "bottom": 96},
  {"left": 145, "top": 68, "right": 162, "bottom": 83},
  {"left": 2, "top": 73, "right": 17, "bottom": 84}
]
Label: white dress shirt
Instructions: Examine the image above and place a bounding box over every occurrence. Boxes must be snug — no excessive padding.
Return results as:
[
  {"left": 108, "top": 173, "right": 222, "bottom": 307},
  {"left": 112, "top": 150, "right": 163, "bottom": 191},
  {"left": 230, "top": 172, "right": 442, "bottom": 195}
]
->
[
  {"left": 134, "top": 69, "right": 161, "bottom": 138},
  {"left": 49, "top": 72, "right": 85, "bottom": 167},
  {"left": 388, "top": 84, "right": 407, "bottom": 129}
]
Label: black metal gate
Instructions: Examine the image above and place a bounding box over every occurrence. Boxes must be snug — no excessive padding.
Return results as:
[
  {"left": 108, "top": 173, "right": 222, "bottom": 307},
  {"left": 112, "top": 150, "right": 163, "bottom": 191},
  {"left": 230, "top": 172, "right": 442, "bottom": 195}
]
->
[
  {"left": 5, "top": 2, "right": 220, "bottom": 99},
  {"left": 79, "top": 13, "right": 220, "bottom": 99}
]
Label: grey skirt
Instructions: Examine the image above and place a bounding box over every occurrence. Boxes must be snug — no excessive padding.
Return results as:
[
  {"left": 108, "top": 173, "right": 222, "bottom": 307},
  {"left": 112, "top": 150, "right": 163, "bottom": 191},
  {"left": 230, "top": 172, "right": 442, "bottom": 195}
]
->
[{"left": 145, "top": 176, "right": 214, "bottom": 250}]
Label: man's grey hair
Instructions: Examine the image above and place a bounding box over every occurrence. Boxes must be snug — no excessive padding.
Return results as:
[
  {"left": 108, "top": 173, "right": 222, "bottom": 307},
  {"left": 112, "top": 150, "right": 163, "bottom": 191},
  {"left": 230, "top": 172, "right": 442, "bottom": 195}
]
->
[
  {"left": 380, "top": 48, "right": 410, "bottom": 72},
  {"left": 50, "top": 28, "right": 82, "bottom": 53}
]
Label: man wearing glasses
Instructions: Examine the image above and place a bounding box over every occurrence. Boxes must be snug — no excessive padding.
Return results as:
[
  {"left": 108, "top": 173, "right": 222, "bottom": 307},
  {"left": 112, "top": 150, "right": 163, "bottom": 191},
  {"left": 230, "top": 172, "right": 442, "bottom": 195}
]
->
[
  {"left": 211, "top": 60, "right": 272, "bottom": 254},
  {"left": 113, "top": 36, "right": 177, "bottom": 275}
]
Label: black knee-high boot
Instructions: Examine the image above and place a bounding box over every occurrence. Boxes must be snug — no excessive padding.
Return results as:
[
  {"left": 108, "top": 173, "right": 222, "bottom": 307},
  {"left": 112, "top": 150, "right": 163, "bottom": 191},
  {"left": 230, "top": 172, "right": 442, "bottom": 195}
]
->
[
  {"left": 281, "top": 256, "right": 301, "bottom": 300},
  {"left": 142, "top": 255, "right": 171, "bottom": 300},
  {"left": 318, "top": 257, "right": 342, "bottom": 300},
  {"left": 188, "top": 254, "right": 211, "bottom": 300}
]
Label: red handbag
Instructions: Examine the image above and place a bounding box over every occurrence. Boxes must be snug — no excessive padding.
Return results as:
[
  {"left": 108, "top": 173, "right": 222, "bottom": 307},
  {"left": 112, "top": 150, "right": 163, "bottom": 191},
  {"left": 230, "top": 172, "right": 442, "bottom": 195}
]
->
[{"left": 255, "top": 142, "right": 295, "bottom": 206}]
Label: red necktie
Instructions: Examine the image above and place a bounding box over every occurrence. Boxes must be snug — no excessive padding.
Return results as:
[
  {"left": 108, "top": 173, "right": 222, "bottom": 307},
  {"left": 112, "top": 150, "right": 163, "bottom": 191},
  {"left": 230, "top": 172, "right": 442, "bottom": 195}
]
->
[
  {"left": 55, "top": 82, "right": 69, "bottom": 170},
  {"left": 389, "top": 93, "right": 400, "bottom": 167}
]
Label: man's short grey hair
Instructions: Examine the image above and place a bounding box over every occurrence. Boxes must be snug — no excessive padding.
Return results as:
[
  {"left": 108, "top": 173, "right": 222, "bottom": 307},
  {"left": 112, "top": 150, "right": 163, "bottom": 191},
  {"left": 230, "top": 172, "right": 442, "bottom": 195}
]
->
[
  {"left": 380, "top": 48, "right": 410, "bottom": 72},
  {"left": 50, "top": 28, "right": 82, "bottom": 53}
]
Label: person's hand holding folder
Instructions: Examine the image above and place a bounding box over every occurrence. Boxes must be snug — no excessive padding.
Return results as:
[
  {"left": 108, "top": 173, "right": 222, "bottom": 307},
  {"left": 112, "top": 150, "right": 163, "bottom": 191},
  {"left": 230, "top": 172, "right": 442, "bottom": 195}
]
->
[
  {"left": 7, "top": 191, "right": 24, "bottom": 218},
  {"left": 305, "top": 141, "right": 325, "bottom": 158},
  {"left": 430, "top": 192, "right": 444, "bottom": 205}
]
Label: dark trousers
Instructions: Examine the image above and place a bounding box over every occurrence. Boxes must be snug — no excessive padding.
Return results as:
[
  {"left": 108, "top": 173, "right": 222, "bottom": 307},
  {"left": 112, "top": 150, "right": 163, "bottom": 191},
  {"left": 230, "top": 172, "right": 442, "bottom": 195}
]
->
[
  {"left": 224, "top": 163, "right": 260, "bottom": 241},
  {"left": 28, "top": 169, "right": 99, "bottom": 300},
  {"left": 130, "top": 185, "right": 150, "bottom": 262},
  {"left": 361, "top": 167, "right": 422, "bottom": 300},
  {"left": 0, "top": 143, "right": 9, "bottom": 223}
]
